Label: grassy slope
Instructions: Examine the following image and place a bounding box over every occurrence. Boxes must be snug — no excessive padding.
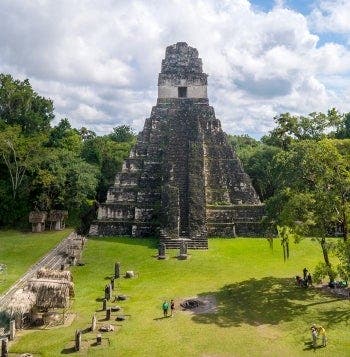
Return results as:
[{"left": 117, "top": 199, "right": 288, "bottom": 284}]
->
[
  {"left": 0, "top": 229, "right": 73, "bottom": 294},
  {"left": 10, "top": 237, "right": 350, "bottom": 357}
]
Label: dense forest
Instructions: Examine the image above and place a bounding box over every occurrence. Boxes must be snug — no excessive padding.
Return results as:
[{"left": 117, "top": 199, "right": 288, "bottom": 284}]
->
[
  {"left": 1, "top": 74, "right": 349, "bottom": 282},
  {"left": 0, "top": 74, "right": 135, "bottom": 232}
]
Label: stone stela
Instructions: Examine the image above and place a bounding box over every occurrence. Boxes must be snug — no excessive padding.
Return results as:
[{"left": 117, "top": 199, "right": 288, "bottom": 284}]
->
[
  {"left": 158, "top": 243, "right": 166, "bottom": 259},
  {"left": 178, "top": 240, "right": 188, "bottom": 260},
  {"left": 89, "top": 42, "right": 265, "bottom": 249}
]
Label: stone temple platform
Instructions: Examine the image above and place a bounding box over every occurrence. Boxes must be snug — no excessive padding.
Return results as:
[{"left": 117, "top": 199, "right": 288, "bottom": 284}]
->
[{"left": 89, "top": 42, "right": 265, "bottom": 248}]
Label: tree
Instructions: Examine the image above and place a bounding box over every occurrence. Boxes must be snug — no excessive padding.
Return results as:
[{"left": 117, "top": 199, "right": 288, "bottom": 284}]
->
[
  {"left": 261, "top": 109, "right": 344, "bottom": 149},
  {"left": 82, "top": 135, "right": 135, "bottom": 201},
  {"left": 228, "top": 135, "right": 280, "bottom": 201},
  {"left": 47, "top": 118, "right": 83, "bottom": 154},
  {"left": 31, "top": 148, "right": 98, "bottom": 225},
  {"left": 0, "top": 125, "right": 45, "bottom": 199},
  {"left": 242, "top": 145, "right": 281, "bottom": 201},
  {"left": 335, "top": 240, "right": 350, "bottom": 282},
  {"left": 266, "top": 139, "right": 350, "bottom": 280},
  {"left": 79, "top": 126, "right": 96, "bottom": 141},
  {"left": 335, "top": 112, "right": 350, "bottom": 139},
  {"left": 0, "top": 74, "right": 54, "bottom": 134},
  {"left": 109, "top": 125, "right": 136, "bottom": 143}
]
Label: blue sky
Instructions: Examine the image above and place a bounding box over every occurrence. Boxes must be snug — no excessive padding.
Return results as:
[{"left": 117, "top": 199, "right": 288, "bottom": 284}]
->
[
  {"left": 0, "top": 0, "right": 349, "bottom": 138},
  {"left": 252, "top": 0, "right": 314, "bottom": 14}
]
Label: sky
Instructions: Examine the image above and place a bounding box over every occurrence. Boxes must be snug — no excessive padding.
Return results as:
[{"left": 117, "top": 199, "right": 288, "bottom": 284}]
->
[{"left": 0, "top": 0, "right": 350, "bottom": 138}]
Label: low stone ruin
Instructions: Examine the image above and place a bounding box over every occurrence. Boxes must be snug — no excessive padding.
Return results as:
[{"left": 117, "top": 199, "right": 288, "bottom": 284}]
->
[
  {"left": 65, "top": 234, "right": 85, "bottom": 265},
  {"left": 28, "top": 210, "right": 69, "bottom": 232},
  {"left": 47, "top": 210, "right": 68, "bottom": 230},
  {"left": 99, "top": 324, "right": 115, "bottom": 332},
  {"left": 125, "top": 271, "right": 134, "bottom": 278},
  {"left": 29, "top": 211, "right": 47, "bottom": 233}
]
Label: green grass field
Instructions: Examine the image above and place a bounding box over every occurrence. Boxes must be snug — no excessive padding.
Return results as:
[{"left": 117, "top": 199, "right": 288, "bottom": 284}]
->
[
  {"left": 8, "top": 236, "right": 350, "bottom": 356},
  {"left": 0, "top": 229, "right": 73, "bottom": 294}
]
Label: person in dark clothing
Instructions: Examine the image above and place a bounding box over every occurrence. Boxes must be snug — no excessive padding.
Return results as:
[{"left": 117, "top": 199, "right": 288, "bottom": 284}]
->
[
  {"left": 303, "top": 268, "right": 308, "bottom": 280},
  {"left": 307, "top": 273, "right": 313, "bottom": 287},
  {"left": 296, "top": 276, "right": 302, "bottom": 286},
  {"left": 170, "top": 299, "right": 175, "bottom": 317}
]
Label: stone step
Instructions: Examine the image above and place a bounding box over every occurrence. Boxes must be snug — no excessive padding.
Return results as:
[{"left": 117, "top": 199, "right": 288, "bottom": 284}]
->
[{"left": 159, "top": 237, "right": 208, "bottom": 249}]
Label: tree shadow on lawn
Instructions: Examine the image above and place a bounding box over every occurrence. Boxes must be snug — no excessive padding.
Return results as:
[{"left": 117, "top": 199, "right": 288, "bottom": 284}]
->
[
  {"left": 192, "top": 277, "right": 347, "bottom": 328},
  {"left": 317, "top": 307, "right": 350, "bottom": 327}
]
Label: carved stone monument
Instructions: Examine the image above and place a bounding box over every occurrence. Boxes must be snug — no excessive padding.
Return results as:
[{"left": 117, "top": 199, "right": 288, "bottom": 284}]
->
[
  {"left": 90, "top": 42, "right": 265, "bottom": 248},
  {"left": 102, "top": 298, "right": 107, "bottom": 311},
  {"left": 1, "top": 338, "right": 8, "bottom": 357},
  {"left": 178, "top": 240, "right": 188, "bottom": 260},
  {"left": 96, "top": 333, "right": 102, "bottom": 345},
  {"left": 114, "top": 262, "right": 120, "bottom": 279},
  {"left": 105, "top": 307, "right": 111, "bottom": 321},
  {"left": 157, "top": 243, "right": 166, "bottom": 259},
  {"left": 75, "top": 330, "right": 81, "bottom": 351},
  {"left": 104, "top": 284, "right": 112, "bottom": 301},
  {"left": 91, "top": 314, "right": 97, "bottom": 332},
  {"left": 9, "top": 320, "right": 15, "bottom": 341}
]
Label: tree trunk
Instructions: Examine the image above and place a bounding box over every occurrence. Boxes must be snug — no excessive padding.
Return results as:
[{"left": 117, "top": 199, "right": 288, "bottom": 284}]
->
[
  {"left": 320, "top": 237, "right": 334, "bottom": 282},
  {"left": 341, "top": 198, "right": 348, "bottom": 242}
]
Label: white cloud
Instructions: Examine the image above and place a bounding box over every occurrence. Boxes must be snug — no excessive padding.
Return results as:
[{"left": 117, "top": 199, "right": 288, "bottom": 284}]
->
[
  {"left": 308, "top": 0, "right": 350, "bottom": 33},
  {"left": 0, "top": 0, "right": 350, "bottom": 138}
]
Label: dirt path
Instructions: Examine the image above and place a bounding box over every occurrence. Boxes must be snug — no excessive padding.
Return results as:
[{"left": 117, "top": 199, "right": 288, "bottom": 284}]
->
[{"left": 0, "top": 231, "right": 79, "bottom": 312}]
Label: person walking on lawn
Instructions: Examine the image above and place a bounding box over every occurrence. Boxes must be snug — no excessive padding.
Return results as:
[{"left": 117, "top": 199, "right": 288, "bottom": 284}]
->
[{"left": 162, "top": 300, "right": 169, "bottom": 317}]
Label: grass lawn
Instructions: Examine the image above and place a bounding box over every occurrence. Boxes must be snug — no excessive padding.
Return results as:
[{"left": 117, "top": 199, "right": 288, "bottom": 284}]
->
[
  {"left": 9, "top": 236, "right": 350, "bottom": 357},
  {"left": 0, "top": 229, "right": 73, "bottom": 294}
]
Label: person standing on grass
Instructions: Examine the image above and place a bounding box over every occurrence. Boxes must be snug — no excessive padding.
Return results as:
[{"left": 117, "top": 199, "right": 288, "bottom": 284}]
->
[
  {"left": 170, "top": 299, "right": 175, "bottom": 317},
  {"left": 317, "top": 326, "right": 327, "bottom": 347},
  {"left": 303, "top": 268, "right": 308, "bottom": 280},
  {"left": 311, "top": 324, "right": 318, "bottom": 348},
  {"left": 307, "top": 273, "right": 313, "bottom": 287},
  {"left": 162, "top": 300, "right": 169, "bottom": 317}
]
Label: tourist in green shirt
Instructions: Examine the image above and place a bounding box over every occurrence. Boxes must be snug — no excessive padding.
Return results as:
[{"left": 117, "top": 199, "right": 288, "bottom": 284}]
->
[{"left": 162, "top": 300, "right": 169, "bottom": 317}]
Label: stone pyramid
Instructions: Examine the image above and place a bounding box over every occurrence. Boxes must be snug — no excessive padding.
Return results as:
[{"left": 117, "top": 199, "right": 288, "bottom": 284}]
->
[{"left": 89, "top": 42, "right": 265, "bottom": 248}]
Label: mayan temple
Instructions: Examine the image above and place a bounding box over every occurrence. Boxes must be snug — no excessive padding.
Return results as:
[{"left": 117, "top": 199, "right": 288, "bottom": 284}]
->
[{"left": 89, "top": 42, "right": 265, "bottom": 248}]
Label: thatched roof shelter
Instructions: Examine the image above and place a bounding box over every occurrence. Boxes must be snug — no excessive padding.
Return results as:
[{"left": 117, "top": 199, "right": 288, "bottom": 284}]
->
[
  {"left": 5, "top": 288, "right": 36, "bottom": 318},
  {"left": 28, "top": 278, "right": 74, "bottom": 309},
  {"left": 37, "top": 268, "right": 73, "bottom": 282}
]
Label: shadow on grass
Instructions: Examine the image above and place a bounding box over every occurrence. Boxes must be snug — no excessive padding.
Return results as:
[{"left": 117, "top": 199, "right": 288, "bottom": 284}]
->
[
  {"left": 318, "top": 307, "right": 350, "bottom": 327},
  {"left": 61, "top": 346, "right": 76, "bottom": 354},
  {"left": 192, "top": 277, "right": 347, "bottom": 327},
  {"left": 303, "top": 341, "right": 324, "bottom": 351},
  {"left": 87, "top": 236, "right": 158, "bottom": 249}
]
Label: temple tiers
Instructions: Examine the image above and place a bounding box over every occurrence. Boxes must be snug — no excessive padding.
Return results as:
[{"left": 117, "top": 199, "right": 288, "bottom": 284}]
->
[{"left": 89, "top": 42, "right": 265, "bottom": 248}]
